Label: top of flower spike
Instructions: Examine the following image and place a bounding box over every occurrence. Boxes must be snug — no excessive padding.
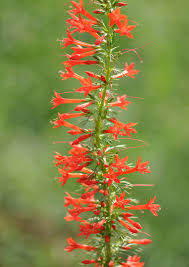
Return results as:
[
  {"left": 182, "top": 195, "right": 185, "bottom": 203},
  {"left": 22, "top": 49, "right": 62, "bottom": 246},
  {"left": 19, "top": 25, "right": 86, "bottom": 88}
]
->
[
  {"left": 108, "top": 8, "right": 136, "bottom": 39},
  {"left": 71, "top": 0, "right": 98, "bottom": 22}
]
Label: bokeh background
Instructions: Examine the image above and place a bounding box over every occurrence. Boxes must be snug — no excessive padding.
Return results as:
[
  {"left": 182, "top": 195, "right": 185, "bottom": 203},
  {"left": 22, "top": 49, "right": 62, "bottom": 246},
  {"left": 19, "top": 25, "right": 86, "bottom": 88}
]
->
[{"left": 1, "top": 0, "right": 189, "bottom": 266}]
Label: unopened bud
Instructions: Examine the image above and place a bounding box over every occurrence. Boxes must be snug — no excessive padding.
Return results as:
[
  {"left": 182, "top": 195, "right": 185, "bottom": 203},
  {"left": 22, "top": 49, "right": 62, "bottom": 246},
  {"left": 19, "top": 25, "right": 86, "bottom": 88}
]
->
[
  {"left": 93, "top": 9, "right": 104, "bottom": 14},
  {"left": 117, "top": 2, "right": 128, "bottom": 7}
]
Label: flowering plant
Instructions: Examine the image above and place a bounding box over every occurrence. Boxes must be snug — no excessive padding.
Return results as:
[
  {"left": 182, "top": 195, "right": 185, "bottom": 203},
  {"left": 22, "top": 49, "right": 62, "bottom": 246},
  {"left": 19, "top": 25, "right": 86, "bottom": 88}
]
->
[{"left": 51, "top": 0, "right": 160, "bottom": 266}]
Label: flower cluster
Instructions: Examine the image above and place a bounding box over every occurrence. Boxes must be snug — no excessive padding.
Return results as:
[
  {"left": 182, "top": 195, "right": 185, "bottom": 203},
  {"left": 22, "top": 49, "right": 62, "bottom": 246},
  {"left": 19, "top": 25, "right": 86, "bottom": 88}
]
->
[{"left": 52, "top": 0, "right": 160, "bottom": 266}]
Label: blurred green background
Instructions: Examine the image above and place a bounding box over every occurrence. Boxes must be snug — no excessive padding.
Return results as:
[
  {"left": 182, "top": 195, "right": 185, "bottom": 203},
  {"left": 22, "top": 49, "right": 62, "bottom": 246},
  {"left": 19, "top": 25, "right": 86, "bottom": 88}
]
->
[{"left": 1, "top": 0, "right": 189, "bottom": 266}]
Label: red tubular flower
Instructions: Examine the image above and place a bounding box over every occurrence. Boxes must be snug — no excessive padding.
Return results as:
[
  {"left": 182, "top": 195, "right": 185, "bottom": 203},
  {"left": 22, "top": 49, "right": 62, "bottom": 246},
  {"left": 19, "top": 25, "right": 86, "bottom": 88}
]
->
[
  {"left": 104, "top": 167, "right": 120, "bottom": 186},
  {"left": 111, "top": 154, "right": 129, "bottom": 172},
  {"left": 115, "top": 23, "right": 136, "bottom": 39},
  {"left": 64, "top": 192, "right": 95, "bottom": 208},
  {"left": 74, "top": 101, "right": 93, "bottom": 113},
  {"left": 68, "top": 50, "right": 96, "bottom": 60},
  {"left": 63, "top": 59, "right": 99, "bottom": 67},
  {"left": 72, "top": 133, "right": 92, "bottom": 145},
  {"left": 113, "top": 192, "right": 131, "bottom": 210},
  {"left": 95, "top": 34, "right": 106, "bottom": 45},
  {"left": 60, "top": 66, "right": 84, "bottom": 81},
  {"left": 104, "top": 118, "right": 137, "bottom": 140},
  {"left": 57, "top": 167, "right": 88, "bottom": 186},
  {"left": 112, "top": 62, "right": 139, "bottom": 79},
  {"left": 109, "top": 94, "right": 131, "bottom": 110},
  {"left": 79, "top": 220, "right": 105, "bottom": 239},
  {"left": 67, "top": 13, "right": 100, "bottom": 39},
  {"left": 52, "top": 114, "right": 83, "bottom": 132},
  {"left": 71, "top": 0, "right": 98, "bottom": 22},
  {"left": 121, "top": 255, "right": 144, "bottom": 267},
  {"left": 71, "top": 46, "right": 95, "bottom": 54},
  {"left": 54, "top": 153, "right": 90, "bottom": 170},
  {"left": 51, "top": 91, "right": 85, "bottom": 109},
  {"left": 127, "top": 196, "right": 161, "bottom": 216},
  {"left": 119, "top": 219, "right": 139, "bottom": 234},
  {"left": 85, "top": 71, "right": 106, "bottom": 82},
  {"left": 65, "top": 237, "right": 97, "bottom": 252},
  {"left": 76, "top": 76, "right": 101, "bottom": 96},
  {"left": 135, "top": 156, "right": 151, "bottom": 174},
  {"left": 108, "top": 8, "right": 124, "bottom": 27},
  {"left": 108, "top": 8, "right": 136, "bottom": 38},
  {"left": 128, "top": 239, "right": 152, "bottom": 245},
  {"left": 55, "top": 112, "right": 85, "bottom": 120},
  {"left": 122, "top": 213, "right": 142, "bottom": 229},
  {"left": 60, "top": 29, "right": 95, "bottom": 49}
]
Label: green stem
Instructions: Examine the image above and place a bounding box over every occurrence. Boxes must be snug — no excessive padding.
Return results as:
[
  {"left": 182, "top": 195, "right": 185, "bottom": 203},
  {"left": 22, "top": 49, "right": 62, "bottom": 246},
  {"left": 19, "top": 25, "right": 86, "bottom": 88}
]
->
[{"left": 94, "top": 2, "right": 113, "bottom": 265}]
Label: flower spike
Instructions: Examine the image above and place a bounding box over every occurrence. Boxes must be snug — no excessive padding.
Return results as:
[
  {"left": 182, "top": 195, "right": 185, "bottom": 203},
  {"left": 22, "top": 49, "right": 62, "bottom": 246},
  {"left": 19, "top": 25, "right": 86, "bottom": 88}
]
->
[{"left": 51, "top": 0, "right": 160, "bottom": 266}]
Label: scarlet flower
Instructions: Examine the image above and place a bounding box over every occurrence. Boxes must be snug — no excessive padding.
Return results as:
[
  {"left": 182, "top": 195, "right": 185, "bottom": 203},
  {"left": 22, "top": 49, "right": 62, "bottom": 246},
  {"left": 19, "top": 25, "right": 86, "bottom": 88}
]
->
[
  {"left": 54, "top": 153, "right": 90, "bottom": 170},
  {"left": 81, "top": 188, "right": 98, "bottom": 199},
  {"left": 60, "top": 29, "right": 94, "bottom": 49},
  {"left": 65, "top": 237, "right": 97, "bottom": 252},
  {"left": 69, "top": 144, "right": 88, "bottom": 156},
  {"left": 55, "top": 112, "right": 85, "bottom": 120},
  {"left": 52, "top": 113, "right": 83, "bottom": 132},
  {"left": 128, "top": 239, "right": 152, "bottom": 245},
  {"left": 74, "top": 101, "right": 93, "bottom": 113},
  {"left": 117, "top": 156, "right": 150, "bottom": 177},
  {"left": 54, "top": 144, "right": 91, "bottom": 168},
  {"left": 64, "top": 192, "right": 95, "bottom": 208},
  {"left": 57, "top": 167, "right": 88, "bottom": 186},
  {"left": 104, "top": 118, "right": 137, "bottom": 140},
  {"left": 115, "top": 23, "right": 136, "bottom": 39},
  {"left": 71, "top": 0, "right": 98, "bottom": 22},
  {"left": 114, "top": 192, "right": 131, "bottom": 210},
  {"left": 104, "top": 167, "right": 120, "bottom": 186},
  {"left": 79, "top": 220, "right": 105, "bottom": 239},
  {"left": 68, "top": 50, "right": 96, "bottom": 60},
  {"left": 68, "top": 205, "right": 98, "bottom": 218},
  {"left": 121, "top": 213, "right": 142, "bottom": 229},
  {"left": 64, "top": 212, "right": 83, "bottom": 222},
  {"left": 71, "top": 46, "right": 95, "bottom": 54},
  {"left": 108, "top": 8, "right": 125, "bottom": 28},
  {"left": 76, "top": 76, "right": 101, "bottom": 96},
  {"left": 85, "top": 71, "right": 106, "bottom": 82},
  {"left": 121, "top": 255, "right": 144, "bottom": 267},
  {"left": 68, "top": 129, "right": 85, "bottom": 135},
  {"left": 127, "top": 196, "right": 161, "bottom": 216},
  {"left": 67, "top": 13, "right": 100, "bottom": 39},
  {"left": 51, "top": 91, "right": 85, "bottom": 109},
  {"left": 60, "top": 66, "right": 84, "bottom": 81},
  {"left": 119, "top": 219, "right": 139, "bottom": 234},
  {"left": 63, "top": 59, "right": 99, "bottom": 67},
  {"left": 72, "top": 133, "right": 92, "bottom": 145},
  {"left": 135, "top": 156, "right": 151, "bottom": 174},
  {"left": 110, "top": 94, "right": 131, "bottom": 110},
  {"left": 112, "top": 63, "right": 139, "bottom": 79},
  {"left": 111, "top": 154, "right": 129, "bottom": 172},
  {"left": 95, "top": 34, "right": 106, "bottom": 45}
]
